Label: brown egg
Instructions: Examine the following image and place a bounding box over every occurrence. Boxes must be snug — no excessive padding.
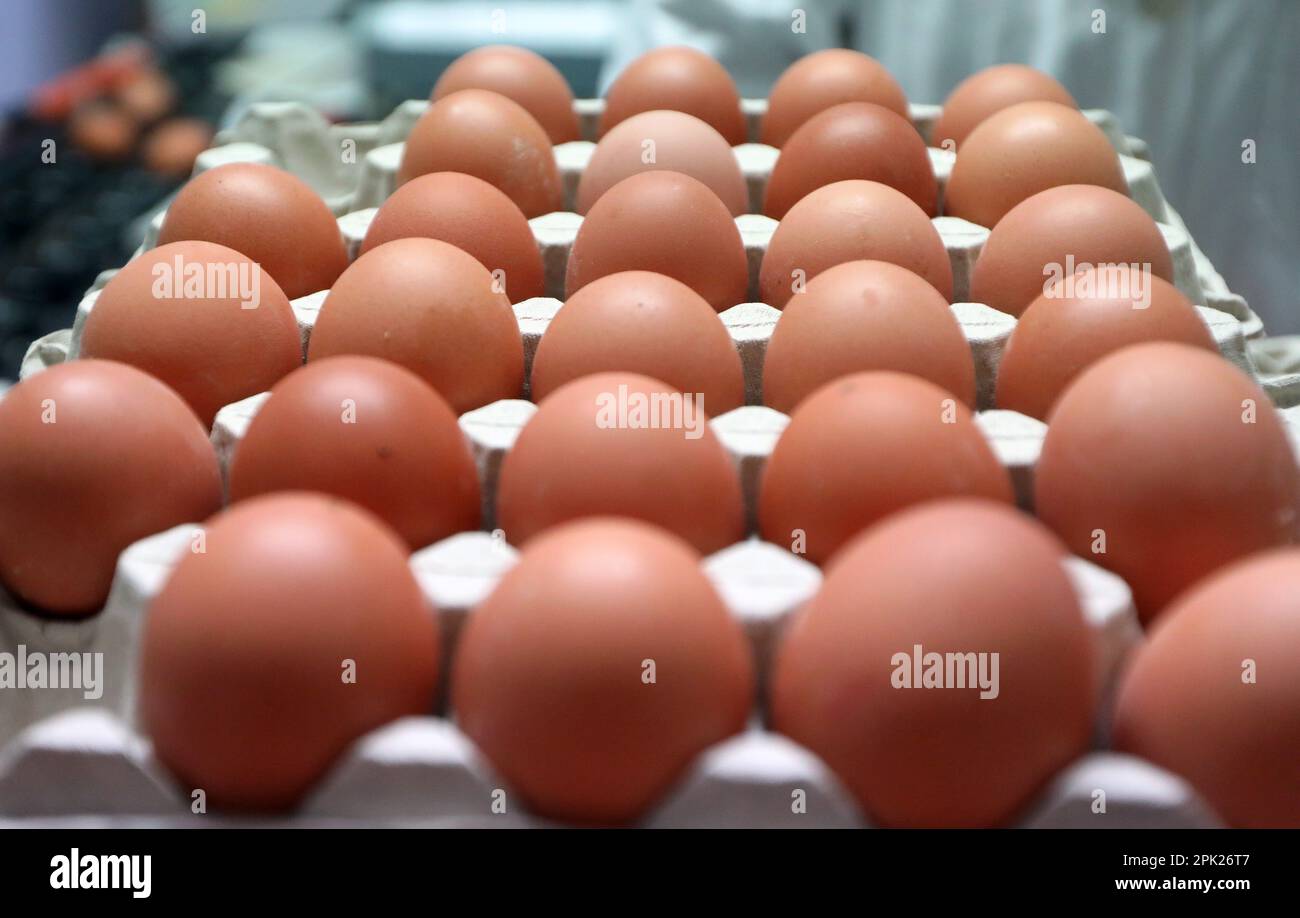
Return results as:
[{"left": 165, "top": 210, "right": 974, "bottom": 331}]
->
[
  {"left": 432, "top": 44, "right": 579, "bottom": 143},
  {"left": 114, "top": 68, "right": 177, "bottom": 123},
  {"left": 307, "top": 238, "right": 524, "bottom": 414},
  {"left": 360, "top": 171, "right": 544, "bottom": 301},
  {"left": 1035, "top": 343, "right": 1299, "bottom": 623},
  {"left": 453, "top": 517, "right": 753, "bottom": 825},
  {"left": 1113, "top": 548, "right": 1300, "bottom": 828},
  {"left": 759, "top": 372, "right": 1012, "bottom": 564},
  {"left": 599, "top": 46, "right": 746, "bottom": 146},
  {"left": 141, "top": 117, "right": 214, "bottom": 178},
  {"left": 932, "top": 64, "right": 1077, "bottom": 151},
  {"left": 761, "top": 49, "right": 909, "bottom": 148},
  {"left": 68, "top": 103, "right": 137, "bottom": 161},
  {"left": 229, "top": 356, "right": 480, "bottom": 549},
  {"left": 577, "top": 110, "right": 747, "bottom": 216},
  {"left": 532, "top": 271, "right": 744, "bottom": 414},
  {"left": 0, "top": 361, "right": 221, "bottom": 615},
  {"left": 969, "top": 184, "right": 1174, "bottom": 318},
  {"left": 566, "top": 171, "right": 747, "bottom": 312},
  {"left": 764, "top": 103, "right": 937, "bottom": 218},
  {"left": 763, "top": 260, "right": 975, "bottom": 414},
  {"left": 996, "top": 266, "right": 1216, "bottom": 420},
  {"left": 771, "top": 498, "right": 1094, "bottom": 827},
  {"left": 157, "top": 162, "right": 349, "bottom": 300},
  {"left": 946, "top": 101, "right": 1127, "bottom": 228},
  {"left": 80, "top": 240, "right": 301, "bottom": 426},
  {"left": 140, "top": 493, "right": 439, "bottom": 811},
  {"left": 398, "top": 89, "right": 562, "bottom": 218},
  {"left": 496, "top": 372, "right": 745, "bottom": 554},
  {"left": 759, "top": 180, "right": 952, "bottom": 308}
]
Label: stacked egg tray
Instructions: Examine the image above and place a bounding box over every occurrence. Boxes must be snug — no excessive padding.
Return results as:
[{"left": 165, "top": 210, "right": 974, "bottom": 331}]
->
[{"left": 4, "top": 96, "right": 1297, "bottom": 829}]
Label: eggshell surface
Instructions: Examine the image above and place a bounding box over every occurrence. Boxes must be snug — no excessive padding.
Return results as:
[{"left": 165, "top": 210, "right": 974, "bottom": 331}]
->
[
  {"left": 307, "top": 238, "right": 524, "bottom": 414},
  {"left": 565, "top": 171, "right": 748, "bottom": 312},
  {"left": 1034, "top": 343, "right": 1299, "bottom": 623},
  {"left": 996, "top": 267, "right": 1216, "bottom": 420},
  {"left": 577, "top": 110, "right": 747, "bottom": 215},
  {"left": 932, "top": 64, "right": 1077, "bottom": 151},
  {"left": 531, "top": 271, "right": 744, "bottom": 414},
  {"left": 945, "top": 101, "right": 1127, "bottom": 229},
  {"left": 0, "top": 360, "right": 222, "bottom": 615},
  {"left": 496, "top": 372, "right": 745, "bottom": 554},
  {"left": 759, "top": 372, "right": 1012, "bottom": 564},
  {"left": 229, "top": 356, "right": 480, "bottom": 549},
  {"left": 1113, "top": 548, "right": 1300, "bottom": 828},
  {"left": 759, "top": 180, "right": 953, "bottom": 308},
  {"left": 600, "top": 47, "right": 746, "bottom": 145},
  {"left": 140, "top": 494, "right": 440, "bottom": 811},
  {"left": 764, "top": 102, "right": 937, "bottom": 218},
  {"left": 157, "top": 162, "right": 349, "bottom": 300},
  {"left": 398, "top": 89, "right": 562, "bottom": 218},
  {"left": 762, "top": 49, "right": 909, "bottom": 147},
  {"left": 969, "top": 184, "right": 1174, "bottom": 318},
  {"left": 772, "top": 499, "right": 1094, "bottom": 827},
  {"left": 80, "top": 240, "right": 301, "bottom": 426},
  {"left": 432, "top": 45, "right": 579, "bottom": 143},
  {"left": 763, "top": 260, "right": 974, "bottom": 413},
  {"left": 453, "top": 517, "right": 753, "bottom": 825},
  {"left": 360, "top": 171, "right": 544, "bottom": 301}
]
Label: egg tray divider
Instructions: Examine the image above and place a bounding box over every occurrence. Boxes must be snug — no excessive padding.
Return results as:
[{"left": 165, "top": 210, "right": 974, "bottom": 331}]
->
[{"left": 3, "top": 96, "right": 1293, "bottom": 828}]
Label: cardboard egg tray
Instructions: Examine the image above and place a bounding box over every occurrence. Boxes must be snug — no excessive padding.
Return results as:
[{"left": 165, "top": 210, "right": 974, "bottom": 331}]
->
[{"left": 6, "top": 94, "right": 1296, "bottom": 828}]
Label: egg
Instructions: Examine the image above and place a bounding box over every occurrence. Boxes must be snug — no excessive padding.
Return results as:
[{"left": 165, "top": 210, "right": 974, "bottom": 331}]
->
[
  {"left": 80, "top": 240, "right": 302, "bottom": 426},
  {"left": 453, "top": 517, "right": 753, "bottom": 825},
  {"left": 229, "top": 356, "right": 480, "bottom": 549},
  {"left": 996, "top": 266, "right": 1217, "bottom": 420},
  {"left": 599, "top": 46, "right": 746, "bottom": 145},
  {"left": 496, "top": 372, "right": 745, "bottom": 554},
  {"left": 1112, "top": 548, "right": 1300, "bottom": 828},
  {"left": 0, "top": 361, "right": 221, "bottom": 615},
  {"left": 398, "top": 89, "right": 561, "bottom": 218},
  {"left": 759, "top": 180, "right": 953, "bottom": 307},
  {"left": 141, "top": 117, "right": 215, "bottom": 178},
  {"left": 565, "top": 171, "right": 748, "bottom": 312},
  {"left": 531, "top": 271, "right": 744, "bottom": 414},
  {"left": 432, "top": 44, "right": 579, "bottom": 143},
  {"left": 932, "top": 64, "right": 1077, "bottom": 151},
  {"left": 763, "top": 260, "right": 975, "bottom": 414},
  {"left": 763, "top": 102, "right": 937, "bottom": 218},
  {"left": 945, "top": 101, "right": 1127, "bottom": 229},
  {"left": 759, "top": 372, "right": 1011, "bottom": 564},
  {"left": 360, "top": 171, "right": 544, "bottom": 301},
  {"left": 761, "top": 49, "right": 909, "bottom": 147},
  {"left": 1035, "top": 342, "right": 1299, "bottom": 623},
  {"left": 771, "top": 499, "right": 1094, "bottom": 827},
  {"left": 307, "top": 238, "right": 524, "bottom": 414},
  {"left": 577, "top": 110, "right": 747, "bottom": 216},
  {"left": 68, "top": 103, "right": 137, "bottom": 161},
  {"left": 157, "top": 162, "right": 349, "bottom": 300},
  {"left": 969, "top": 184, "right": 1174, "bottom": 318},
  {"left": 140, "top": 493, "right": 439, "bottom": 811}
]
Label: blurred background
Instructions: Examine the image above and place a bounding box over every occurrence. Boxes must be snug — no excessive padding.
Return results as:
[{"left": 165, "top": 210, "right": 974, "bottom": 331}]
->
[{"left": 0, "top": 0, "right": 1295, "bottom": 377}]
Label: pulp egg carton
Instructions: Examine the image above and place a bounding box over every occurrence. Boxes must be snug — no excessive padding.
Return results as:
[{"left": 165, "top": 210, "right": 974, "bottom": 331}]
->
[{"left": 0, "top": 511, "right": 1219, "bottom": 829}]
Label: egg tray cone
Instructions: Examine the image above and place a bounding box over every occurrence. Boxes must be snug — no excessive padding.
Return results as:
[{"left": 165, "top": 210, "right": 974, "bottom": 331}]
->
[{"left": 1, "top": 95, "right": 1289, "bottom": 828}]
